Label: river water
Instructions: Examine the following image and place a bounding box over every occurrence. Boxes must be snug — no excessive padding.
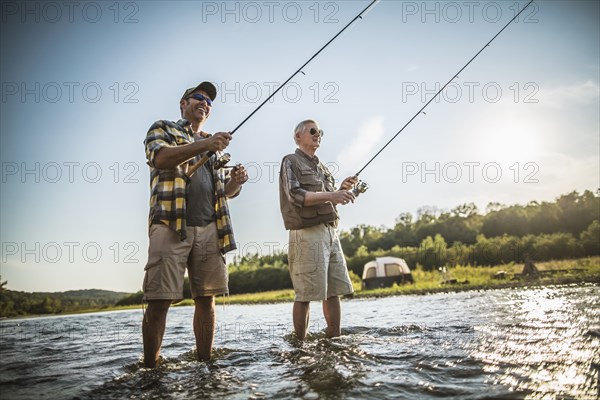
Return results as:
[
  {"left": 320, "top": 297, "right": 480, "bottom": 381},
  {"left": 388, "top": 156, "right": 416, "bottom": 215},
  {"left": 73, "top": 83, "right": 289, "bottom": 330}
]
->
[{"left": 1, "top": 284, "right": 599, "bottom": 399}]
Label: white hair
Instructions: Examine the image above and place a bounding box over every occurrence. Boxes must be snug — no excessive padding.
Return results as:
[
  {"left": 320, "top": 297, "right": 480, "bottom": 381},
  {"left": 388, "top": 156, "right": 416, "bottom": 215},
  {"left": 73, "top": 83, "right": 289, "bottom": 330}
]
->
[{"left": 293, "top": 119, "right": 317, "bottom": 144}]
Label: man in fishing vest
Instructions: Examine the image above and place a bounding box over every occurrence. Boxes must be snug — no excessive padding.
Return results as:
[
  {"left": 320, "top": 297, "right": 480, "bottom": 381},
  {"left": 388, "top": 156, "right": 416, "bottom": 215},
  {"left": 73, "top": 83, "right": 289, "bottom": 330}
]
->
[
  {"left": 142, "top": 81, "right": 248, "bottom": 367},
  {"left": 279, "top": 119, "right": 357, "bottom": 340}
]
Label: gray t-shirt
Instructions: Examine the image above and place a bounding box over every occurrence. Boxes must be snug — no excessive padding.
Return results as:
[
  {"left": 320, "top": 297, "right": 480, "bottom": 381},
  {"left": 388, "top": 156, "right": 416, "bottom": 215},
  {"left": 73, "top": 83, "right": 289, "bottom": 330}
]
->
[{"left": 186, "top": 152, "right": 217, "bottom": 227}]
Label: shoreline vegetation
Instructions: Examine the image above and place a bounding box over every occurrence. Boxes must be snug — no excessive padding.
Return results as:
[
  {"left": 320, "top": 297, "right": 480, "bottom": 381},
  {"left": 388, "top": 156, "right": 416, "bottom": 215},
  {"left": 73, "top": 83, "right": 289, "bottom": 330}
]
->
[
  {"left": 205, "top": 256, "right": 600, "bottom": 305},
  {"left": 2, "top": 257, "right": 598, "bottom": 319}
]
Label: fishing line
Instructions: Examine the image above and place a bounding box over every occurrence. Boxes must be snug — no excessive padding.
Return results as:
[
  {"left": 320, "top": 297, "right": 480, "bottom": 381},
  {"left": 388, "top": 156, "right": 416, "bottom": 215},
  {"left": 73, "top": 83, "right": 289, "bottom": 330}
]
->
[
  {"left": 187, "top": 0, "right": 380, "bottom": 178},
  {"left": 353, "top": 0, "right": 536, "bottom": 186}
]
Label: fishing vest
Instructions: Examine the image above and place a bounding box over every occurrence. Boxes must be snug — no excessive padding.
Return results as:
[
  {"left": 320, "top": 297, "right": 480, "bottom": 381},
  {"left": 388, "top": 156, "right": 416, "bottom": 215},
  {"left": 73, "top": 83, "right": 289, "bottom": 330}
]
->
[{"left": 279, "top": 150, "right": 339, "bottom": 230}]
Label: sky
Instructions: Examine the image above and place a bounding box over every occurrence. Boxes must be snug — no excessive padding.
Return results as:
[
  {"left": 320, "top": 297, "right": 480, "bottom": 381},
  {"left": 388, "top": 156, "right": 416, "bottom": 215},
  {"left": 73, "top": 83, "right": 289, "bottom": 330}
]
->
[{"left": 1, "top": 0, "right": 598, "bottom": 293}]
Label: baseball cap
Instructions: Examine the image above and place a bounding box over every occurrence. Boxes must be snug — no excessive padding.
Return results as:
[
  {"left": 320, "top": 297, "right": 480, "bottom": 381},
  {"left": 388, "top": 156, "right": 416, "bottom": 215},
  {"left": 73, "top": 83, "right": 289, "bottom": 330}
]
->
[{"left": 181, "top": 81, "right": 217, "bottom": 101}]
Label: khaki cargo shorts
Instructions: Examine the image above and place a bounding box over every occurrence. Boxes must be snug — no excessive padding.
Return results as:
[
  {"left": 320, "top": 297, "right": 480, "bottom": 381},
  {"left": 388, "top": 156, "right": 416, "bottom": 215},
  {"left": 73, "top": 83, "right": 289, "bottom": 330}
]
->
[
  {"left": 142, "top": 222, "right": 228, "bottom": 302},
  {"left": 288, "top": 224, "right": 354, "bottom": 302}
]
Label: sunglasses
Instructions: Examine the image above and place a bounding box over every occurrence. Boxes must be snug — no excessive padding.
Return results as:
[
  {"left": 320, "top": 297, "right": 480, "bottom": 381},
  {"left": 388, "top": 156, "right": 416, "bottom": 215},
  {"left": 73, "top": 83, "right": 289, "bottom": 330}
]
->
[
  {"left": 310, "top": 127, "right": 324, "bottom": 137},
  {"left": 187, "top": 93, "right": 213, "bottom": 106}
]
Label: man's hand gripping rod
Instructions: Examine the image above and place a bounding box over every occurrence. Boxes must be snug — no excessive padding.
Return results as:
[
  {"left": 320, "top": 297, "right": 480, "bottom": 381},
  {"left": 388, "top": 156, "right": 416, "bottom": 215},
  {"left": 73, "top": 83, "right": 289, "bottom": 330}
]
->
[{"left": 186, "top": 0, "right": 379, "bottom": 179}]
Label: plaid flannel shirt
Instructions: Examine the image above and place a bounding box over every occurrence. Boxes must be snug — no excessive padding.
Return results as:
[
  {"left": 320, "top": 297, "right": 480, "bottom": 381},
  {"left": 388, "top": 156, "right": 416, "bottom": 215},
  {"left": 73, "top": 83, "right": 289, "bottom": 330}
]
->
[{"left": 144, "top": 119, "right": 237, "bottom": 254}]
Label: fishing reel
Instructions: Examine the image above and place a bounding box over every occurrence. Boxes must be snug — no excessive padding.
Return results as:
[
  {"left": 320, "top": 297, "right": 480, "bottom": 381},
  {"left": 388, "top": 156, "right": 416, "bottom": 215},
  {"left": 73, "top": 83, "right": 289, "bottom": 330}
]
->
[
  {"left": 214, "top": 153, "right": 244, "bottom": 172},
  {"left": 214, "top": 153, "right": 232, "bottom": 169},
  {"left": 352, "top": 180, "right": 369, "bottom": 197}
]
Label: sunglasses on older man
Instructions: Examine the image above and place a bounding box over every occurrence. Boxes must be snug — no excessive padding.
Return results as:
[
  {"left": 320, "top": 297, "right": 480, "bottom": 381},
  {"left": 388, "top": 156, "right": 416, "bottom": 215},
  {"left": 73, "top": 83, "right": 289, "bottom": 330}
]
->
[
  {"left": 187, "top": 93, "right": 213, "bottom": 106},
  {"left": 310, "top": 128, "right": 324, "bottom": 137}
]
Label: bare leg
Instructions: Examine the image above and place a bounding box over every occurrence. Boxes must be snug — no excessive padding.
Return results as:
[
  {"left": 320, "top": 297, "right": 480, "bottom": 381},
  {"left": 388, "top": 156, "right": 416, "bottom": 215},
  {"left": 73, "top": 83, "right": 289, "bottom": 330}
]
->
[
  {"left": 194, "top": 296, "right": 215, "bottom": 361},
  {"left": 323, "top": 296, "right": 341, "bottom": 338},
  {"left": 293, "top": 301, "right": 310, "bottom": 340},
  {"left": 142, "top": 300, "right": 171, "bottom": 368}
]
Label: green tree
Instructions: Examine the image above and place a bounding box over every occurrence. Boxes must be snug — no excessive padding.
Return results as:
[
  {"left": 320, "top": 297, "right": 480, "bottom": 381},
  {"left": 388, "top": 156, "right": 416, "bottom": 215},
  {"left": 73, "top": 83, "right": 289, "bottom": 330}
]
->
[
  {"left": 417, "top": 234, "right": 447, "bottom": 270},
  {"left": 556, "top": 190, "right": 600, "bottom": 235},
  {"left": 481, "top": 205, "right": 530, "bottom": 237},
  {"left": 452, "top": 202, "right": 479, "bottom": 218},
  {"left": 528, "top": 202, "right": 561, "bottom": 235},
  {"left": 580, "top": 220, "right": 600, "bottom": 256},
  {"left": 532, "top": 232, "right": 582, "bottom": 261},
  {"left": 116, "top": 291, "right": 144, "bottom": 306}
]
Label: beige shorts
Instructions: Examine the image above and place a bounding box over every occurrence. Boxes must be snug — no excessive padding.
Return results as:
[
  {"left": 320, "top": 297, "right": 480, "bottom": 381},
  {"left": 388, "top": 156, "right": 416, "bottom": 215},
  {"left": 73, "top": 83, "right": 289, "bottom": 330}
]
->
[
  {"left": 288, "top": 224, "right": 354, "bottom": 302},
  {"left": 142, "top": 222, "right": 228, "bottom": 302}
]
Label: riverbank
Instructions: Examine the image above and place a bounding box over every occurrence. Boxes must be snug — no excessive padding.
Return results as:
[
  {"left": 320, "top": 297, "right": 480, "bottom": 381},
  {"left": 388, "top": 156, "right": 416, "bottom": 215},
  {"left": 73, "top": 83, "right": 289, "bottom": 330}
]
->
[{"left": 177, "top": 256, "right": 600, "bottom": 307}]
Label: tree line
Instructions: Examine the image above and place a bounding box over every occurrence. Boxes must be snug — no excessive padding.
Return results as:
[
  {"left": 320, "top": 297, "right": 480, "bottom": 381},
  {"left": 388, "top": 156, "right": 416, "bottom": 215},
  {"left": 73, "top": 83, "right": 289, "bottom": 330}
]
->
[
  {"left": 340, "top": 189, "right": 599, "bottom": 273},
  {"left": 0, "top": 287, "right": 129, "bottom": 318},
  {"left": 340, "top": 190, "right": 598, "bottom": 257}
]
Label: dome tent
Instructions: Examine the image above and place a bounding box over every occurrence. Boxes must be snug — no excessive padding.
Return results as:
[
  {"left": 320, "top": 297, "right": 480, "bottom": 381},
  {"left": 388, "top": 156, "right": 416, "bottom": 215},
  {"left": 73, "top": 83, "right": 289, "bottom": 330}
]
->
[{"left": 361, "top": 257, "right": 413, "bottom": 290}]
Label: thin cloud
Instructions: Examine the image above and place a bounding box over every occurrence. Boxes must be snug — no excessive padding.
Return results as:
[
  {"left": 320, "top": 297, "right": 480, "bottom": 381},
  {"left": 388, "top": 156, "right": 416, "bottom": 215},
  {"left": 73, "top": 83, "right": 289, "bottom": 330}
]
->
[
  {"left": 534, "top": 152, "right": 599, "bottom": 197},
  {"left": 336, "top": 116, "right": 385, "bottom": 174},
  {"left": 539, "top": 80, "right": 599, "bottom": 109}
]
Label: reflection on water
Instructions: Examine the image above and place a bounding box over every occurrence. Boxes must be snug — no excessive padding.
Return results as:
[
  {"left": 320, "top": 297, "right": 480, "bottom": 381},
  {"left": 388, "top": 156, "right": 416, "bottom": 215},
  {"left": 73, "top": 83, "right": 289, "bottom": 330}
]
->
[
  {"left": 1, "top": 284, "right": 598, "bottom": 399},
  {"left": 472, "top": 286, "right": 600, "bottom": 398}
]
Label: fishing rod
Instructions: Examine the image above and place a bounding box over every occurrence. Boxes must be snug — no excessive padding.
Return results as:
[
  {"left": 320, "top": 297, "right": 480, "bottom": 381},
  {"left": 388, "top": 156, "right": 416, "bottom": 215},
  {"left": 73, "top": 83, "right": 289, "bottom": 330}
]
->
[
  {"left": 187, "top": 0, "right": 380, "bottom": 178},
  {"left": 351, "top": 0, "right": 536, "bottom": 196}
]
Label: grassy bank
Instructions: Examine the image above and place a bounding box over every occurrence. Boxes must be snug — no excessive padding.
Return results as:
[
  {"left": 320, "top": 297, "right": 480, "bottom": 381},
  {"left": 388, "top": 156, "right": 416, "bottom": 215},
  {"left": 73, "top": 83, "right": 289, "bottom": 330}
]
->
[
  {"left": 173, "top": 257, "right": 599, "bottom": 306},
  {"left": 175, "top": 289, "right": 296, "bottom": 307},
  {"left": 354, "top": 256, "right": 600, "bottom": 298}
]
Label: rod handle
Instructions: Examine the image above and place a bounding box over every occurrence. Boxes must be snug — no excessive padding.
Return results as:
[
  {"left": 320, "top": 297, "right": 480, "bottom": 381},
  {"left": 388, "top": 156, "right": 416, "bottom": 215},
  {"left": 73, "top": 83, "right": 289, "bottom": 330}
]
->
[{"left": 186, "top": 151, "right": 214, "bottom": 178}]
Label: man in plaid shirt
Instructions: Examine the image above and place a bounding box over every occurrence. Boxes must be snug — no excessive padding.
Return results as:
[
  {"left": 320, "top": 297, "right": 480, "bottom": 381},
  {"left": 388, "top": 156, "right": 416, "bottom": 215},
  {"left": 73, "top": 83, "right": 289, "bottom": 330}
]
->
[{"left": 142, "top": 82, "right": 248, "bottom": 367}]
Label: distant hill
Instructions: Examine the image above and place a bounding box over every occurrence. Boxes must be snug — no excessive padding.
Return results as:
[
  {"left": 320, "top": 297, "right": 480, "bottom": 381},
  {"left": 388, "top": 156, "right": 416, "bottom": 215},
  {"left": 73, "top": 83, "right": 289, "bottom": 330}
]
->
[
  {"left": 59, "top": 289, "right": 131, "bottom": 300},
  {"left": 0, "top": 288, "right": 133, "bottom": 318}
]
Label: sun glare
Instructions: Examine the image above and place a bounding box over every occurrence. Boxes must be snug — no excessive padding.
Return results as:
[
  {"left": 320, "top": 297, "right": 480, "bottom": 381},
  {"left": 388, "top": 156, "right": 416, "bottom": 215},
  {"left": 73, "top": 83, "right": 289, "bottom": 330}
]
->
[{"left": 476, "top": 112, "right": 541, "bottom": 164}]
